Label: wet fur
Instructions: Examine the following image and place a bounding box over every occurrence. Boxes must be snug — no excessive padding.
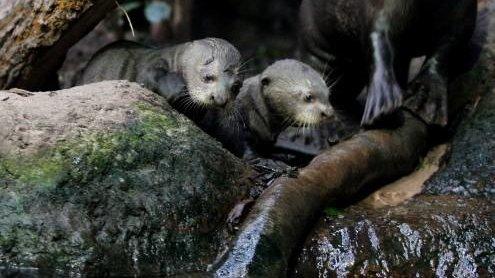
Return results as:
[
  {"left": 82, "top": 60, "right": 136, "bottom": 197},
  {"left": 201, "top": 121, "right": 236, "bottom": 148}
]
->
[
  {"left": 203, "top": 60, "right": 333, "bottom": 158},
  {"left": 299, "top": 0, "right": 478, "bottom": 126},
  {"left": 78, "top": 38, "right": 242, "bottom": 122}
]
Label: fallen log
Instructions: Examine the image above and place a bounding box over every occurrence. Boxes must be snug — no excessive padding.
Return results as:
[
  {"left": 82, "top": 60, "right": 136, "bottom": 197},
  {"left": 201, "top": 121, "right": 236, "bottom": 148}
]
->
[
  {"left": 0, "top": 0, "right": 115, "bottom": 90},
  {"left": 213, "top": 112, "right": 429, "bottom": 277}
]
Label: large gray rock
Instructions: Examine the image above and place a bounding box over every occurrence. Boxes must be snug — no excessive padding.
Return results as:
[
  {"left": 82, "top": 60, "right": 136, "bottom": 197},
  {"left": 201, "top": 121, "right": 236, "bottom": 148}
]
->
[{"left": 0, "top": 81, "right": 252, "bottom": 276}]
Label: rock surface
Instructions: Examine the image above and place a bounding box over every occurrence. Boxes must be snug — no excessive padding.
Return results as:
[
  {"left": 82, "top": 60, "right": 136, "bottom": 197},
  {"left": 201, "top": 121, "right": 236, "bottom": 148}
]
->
[
  {"left": 0, "top": 81, "right": 252, "bottom": 276},
  {"left": 294, "top": 196, "right": 495, "bottom": 277},
  {"left": 294, "top": 91, "right": 495, "bottom": 275},
  {"left": 426, "top": 80, "right": 495, "bottom": 198}
]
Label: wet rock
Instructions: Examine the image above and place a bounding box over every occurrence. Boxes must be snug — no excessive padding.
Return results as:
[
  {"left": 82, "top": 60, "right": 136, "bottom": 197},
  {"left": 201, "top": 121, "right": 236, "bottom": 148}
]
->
[
  {"left": 294, "top": 196, "right": 495, "bottom": 277},
  {"left": 425, "top": 88, "right": 495, "bottom": 197},
  {"left": 0, "top": 81, "right": 252, "bottom": 276},
  {"left": 293, "top": 96, "right": 495, "bottom": 276}
]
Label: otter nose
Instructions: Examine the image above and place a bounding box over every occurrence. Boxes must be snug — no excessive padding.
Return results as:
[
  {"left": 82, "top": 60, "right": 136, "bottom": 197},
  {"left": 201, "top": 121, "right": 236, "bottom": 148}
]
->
[
  {"left": 211, "top": 94, "right": 228, "bottom": 107},
  {"left": 320, "top": 110, "right": 333, "bottom": 120}
]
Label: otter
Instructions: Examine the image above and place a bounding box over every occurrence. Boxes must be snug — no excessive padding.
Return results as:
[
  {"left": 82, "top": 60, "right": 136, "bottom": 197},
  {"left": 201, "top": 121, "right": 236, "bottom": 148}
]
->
[
  {"left": 299, "top": 0, "right": 477, "bottom": 126},
  {"left": 202, "top": 59, "right": 334, "bottom": 158},
  {"left": 77, "top": 38, "right": 243, "bottom": 121}
]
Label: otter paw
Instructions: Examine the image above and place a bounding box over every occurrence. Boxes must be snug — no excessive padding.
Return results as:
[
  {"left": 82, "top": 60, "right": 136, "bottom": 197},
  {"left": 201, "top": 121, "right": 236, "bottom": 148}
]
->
[
  {"left": 361, "top": 77, "right": 403, "bottom": 126},
  {"left": 248, "top": 158, "right": 298, "bottom": 185},
  {"left": 227, "top": 198, "right": 255, "bottom": 231},
  {"left": 405, "top": 75, "right": 448, "bottom": 126}
]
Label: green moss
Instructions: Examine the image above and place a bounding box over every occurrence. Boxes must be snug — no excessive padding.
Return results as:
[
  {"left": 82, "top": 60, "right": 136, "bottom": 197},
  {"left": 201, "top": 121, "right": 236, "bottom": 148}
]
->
[
  {"left": 135, "top": 102, "right": 180, "bottom": 129},
  {"left": 1, "top": 152, "right": 66, "bottom": 190},
  {"left": 0, "top": 101, "right": 184, "bottom": 190},
  {"left": 0, "top": 228, "right": 40, "bottom": 254},
  {"left": 324, "top": 207, "right": 343, "bottom": 218}
]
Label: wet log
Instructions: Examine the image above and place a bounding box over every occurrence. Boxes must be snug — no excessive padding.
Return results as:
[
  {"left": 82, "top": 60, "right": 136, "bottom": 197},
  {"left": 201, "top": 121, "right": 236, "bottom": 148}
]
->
[
  {"left": 0, "top": 0, "right": 115, "bottom": 90},
  {"left": 213, "top": 112, "right": 429, "bottom": 277}
]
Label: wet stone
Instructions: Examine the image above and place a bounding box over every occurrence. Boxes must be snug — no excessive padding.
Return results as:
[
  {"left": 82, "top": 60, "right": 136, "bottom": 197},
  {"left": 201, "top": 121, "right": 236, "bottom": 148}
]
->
[
  {"left": 294, "top": 196, "right": 495, "bottom": 277},
  {"left": 425, "top": 87, "right": 495, "bottom": 197},
  {"left": 0, "top": 81, "right": 252, "bottom": 277}
]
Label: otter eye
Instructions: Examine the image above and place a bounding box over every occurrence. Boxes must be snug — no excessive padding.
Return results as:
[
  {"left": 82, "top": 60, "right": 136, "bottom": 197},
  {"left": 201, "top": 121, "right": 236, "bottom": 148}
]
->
[
  {"left": 203, "top": 75, "right": 217, "bottom": 83},
  {"left": 261, "top": 78, "right": 270, "bottom": 86},
  {"left": 204, "top": 57, "right": 215, "bottom": 66},
  {"left": 304, "top": 94, "right": 314, "bottom": 103}
]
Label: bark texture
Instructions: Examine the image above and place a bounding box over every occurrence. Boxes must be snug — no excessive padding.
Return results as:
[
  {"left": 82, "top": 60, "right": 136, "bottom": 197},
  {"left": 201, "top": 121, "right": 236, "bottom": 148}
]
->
[{"left": 0, "top": 0, "right": 115, "bottom": 90}]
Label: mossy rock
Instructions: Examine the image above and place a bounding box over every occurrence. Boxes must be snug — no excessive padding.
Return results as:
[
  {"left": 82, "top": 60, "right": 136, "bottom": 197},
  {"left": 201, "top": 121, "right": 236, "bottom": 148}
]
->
[{"left": 0, "top": 81, "right": 252, "bottom": 276}]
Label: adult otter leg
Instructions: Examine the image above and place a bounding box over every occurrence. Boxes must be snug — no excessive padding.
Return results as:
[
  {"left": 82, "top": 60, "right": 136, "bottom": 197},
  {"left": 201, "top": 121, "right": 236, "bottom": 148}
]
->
[
  {"left": 404, "top": 54, "right": 449, "bottom": 126},
  {"left": 405, "top": 0, "right": 477, "bottom": 126},
  {"left": 362, "top": 29, "right": 403, "bottom": 126},
  {"left": 405, "top": 26, "right": 475, "bottom": 127}
]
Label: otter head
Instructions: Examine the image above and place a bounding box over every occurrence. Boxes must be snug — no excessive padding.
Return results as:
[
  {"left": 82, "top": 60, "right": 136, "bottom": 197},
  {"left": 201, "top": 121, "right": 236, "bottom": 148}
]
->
[
  {"left": 180, "top": 38, "right": 242, "bottom": 107},
  {"left": 260, "top": 59, "right": 334, "bottom": 128}
]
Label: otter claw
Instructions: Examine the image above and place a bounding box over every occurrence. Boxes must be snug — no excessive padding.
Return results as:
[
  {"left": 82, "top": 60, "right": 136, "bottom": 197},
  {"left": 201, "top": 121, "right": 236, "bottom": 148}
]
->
[
  {"left": 227, "top": 198, "right": 255, "bottom": 230},
  {"left": 361, "top": 78, "right": 403, "bottom": 126}
]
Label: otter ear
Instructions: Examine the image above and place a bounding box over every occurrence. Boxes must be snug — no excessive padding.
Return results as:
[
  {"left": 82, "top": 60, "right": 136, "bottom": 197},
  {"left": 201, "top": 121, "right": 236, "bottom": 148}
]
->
[
  {"left": 147, "top": 58, "right": 170, "bottom": 80},
  {"left": 261, "top": 77, "right": 270, "bottom": 87}
]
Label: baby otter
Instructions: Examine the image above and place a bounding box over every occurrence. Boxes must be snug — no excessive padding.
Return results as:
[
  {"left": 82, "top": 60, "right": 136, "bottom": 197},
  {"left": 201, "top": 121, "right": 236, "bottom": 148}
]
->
[
  {"left": 77, "top": 38, "right": 243, "bottom": 120},
  {"left": 203, "top": 59, "right": 334, "bottom": 158}
]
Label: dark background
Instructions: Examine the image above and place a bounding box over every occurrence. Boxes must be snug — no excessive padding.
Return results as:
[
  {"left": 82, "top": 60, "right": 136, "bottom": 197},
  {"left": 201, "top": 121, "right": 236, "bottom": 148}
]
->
[{"left": 59, "top": 0, "right": 302, "bottom": 87}]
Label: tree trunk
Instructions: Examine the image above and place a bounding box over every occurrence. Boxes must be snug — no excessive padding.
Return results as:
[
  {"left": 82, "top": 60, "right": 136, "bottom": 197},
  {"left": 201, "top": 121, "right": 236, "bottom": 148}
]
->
[{"left": 0, "top": 0, "right": 115, "bottom": 91}]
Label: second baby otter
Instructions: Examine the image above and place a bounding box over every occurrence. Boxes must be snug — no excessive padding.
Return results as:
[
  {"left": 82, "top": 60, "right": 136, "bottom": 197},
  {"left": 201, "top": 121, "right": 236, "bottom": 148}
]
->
[
  {"left": 78, "top": 38, "right": 243, "bottom": 121},
  {"left": 203, "top": 59, "right": 335, "bottom": 158}
]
